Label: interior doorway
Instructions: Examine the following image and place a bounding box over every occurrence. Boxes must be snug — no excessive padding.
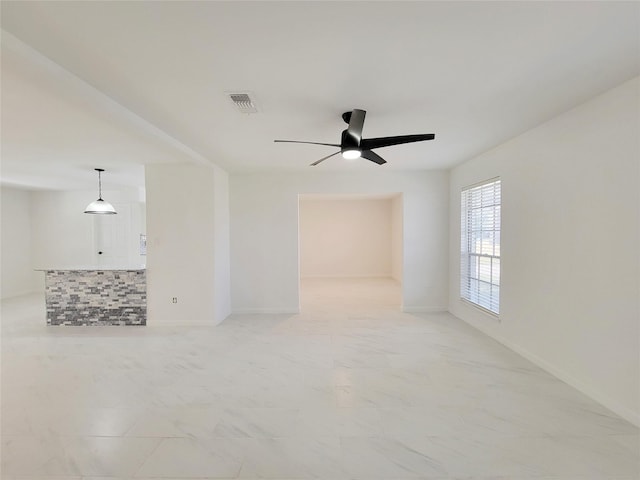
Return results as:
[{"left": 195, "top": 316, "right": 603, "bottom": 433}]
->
[{"left": 298, "top": 193, "right": 403, "bottom": 311}]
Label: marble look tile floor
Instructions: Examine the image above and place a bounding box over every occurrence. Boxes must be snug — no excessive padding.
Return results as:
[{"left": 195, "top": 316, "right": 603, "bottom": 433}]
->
[{"left": 1, "top": 278, "right": 638, "bottom": 479}]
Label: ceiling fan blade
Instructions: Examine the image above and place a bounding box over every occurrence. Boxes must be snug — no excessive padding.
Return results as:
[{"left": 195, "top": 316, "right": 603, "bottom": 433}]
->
[
  {"left": 346, "top": 109, "right": 366, "bottom": 145},
  {"left": 360, "top": 133, "right": 435, "bottom": 150},
  {"left": 310, "top": 151, "right": 341, "bottom": 166},
  {"left": 361, "top": 150, "right": 387, "bottom": 165},
  {"left": 274, "top": 140, "right": 340, "bottom": 147}
]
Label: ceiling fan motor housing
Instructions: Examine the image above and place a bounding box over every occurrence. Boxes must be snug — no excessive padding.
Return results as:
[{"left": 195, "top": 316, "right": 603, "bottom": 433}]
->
[{"left": 341, "top": 129, "right": 359, "bottom": 152}]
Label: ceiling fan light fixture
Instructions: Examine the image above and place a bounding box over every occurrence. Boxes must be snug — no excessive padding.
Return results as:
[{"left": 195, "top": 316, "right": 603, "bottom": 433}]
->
[
  {"left": 342, "top": 149, "right": 361, "bottom": 160},
  {"left": 84, "top": 168, "right": 117, "bottom": 215}
]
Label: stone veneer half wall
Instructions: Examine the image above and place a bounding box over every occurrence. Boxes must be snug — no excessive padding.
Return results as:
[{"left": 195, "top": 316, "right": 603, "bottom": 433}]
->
[{"left": 44, "top": 269, "right": 146, "bottom": 326}]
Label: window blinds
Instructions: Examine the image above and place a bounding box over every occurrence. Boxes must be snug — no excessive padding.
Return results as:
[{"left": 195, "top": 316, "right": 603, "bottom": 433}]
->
[{"left": 460, "top": 178, "right": 501, "bottom": 314}]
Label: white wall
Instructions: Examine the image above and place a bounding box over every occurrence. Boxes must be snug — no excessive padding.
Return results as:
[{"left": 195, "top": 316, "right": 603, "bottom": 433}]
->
[
  {"left": 30, "top": 188, "right": 145, "bottom": 271},
  {"left": 30, "top": 190, "right": 96, "bottom": 272},
  {"left": 230, "top": 171, "right": 449, "bottom": 313},
  {"left": 299, "top": 197, "right": 392, "bottom": 278},
  {"left": 1, "top": 187, "right": 35, "bottom": 298},
  {"left": 213, "top": 165, "right": 231, "bottom": 323},
  {"left": 146, "top": 164, "right": 230, "bottom": 325},
  {"left": 131, "top": 201, "right": 147, "bottom": 265},
  {"left": 391, "top": 194, "right": 403, "bottom": 282},
  {"left": 0, "top": 188, "right": 146, "bottom": 295},
  {"left": 449, "top": 77, "right": 640, "bottom": 425}
]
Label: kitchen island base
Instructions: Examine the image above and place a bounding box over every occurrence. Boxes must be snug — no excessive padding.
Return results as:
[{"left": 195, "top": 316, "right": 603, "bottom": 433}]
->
[{"left": 43, "top": 269, "right": 146, "bottom": 326}]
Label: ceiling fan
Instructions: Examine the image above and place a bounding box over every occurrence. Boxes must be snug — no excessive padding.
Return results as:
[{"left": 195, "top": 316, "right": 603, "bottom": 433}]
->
[{"left": 274, "top": 109, "right": 435, "bottom": 166}]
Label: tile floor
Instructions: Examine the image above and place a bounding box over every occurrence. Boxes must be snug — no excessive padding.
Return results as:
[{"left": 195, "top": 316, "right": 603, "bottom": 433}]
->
[{"left": 1, "top": 277, "right": 638, "bottom": 479}]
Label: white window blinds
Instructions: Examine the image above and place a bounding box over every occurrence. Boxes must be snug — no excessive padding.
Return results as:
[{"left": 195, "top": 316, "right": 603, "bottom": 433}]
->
[{"left": 460, "top": 178, "right": 501, "bottom": 314}]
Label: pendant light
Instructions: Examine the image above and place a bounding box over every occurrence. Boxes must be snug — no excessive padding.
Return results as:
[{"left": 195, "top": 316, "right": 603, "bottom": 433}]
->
[{"left": 84, "top": 168, "right": 117, "bottom": 214}]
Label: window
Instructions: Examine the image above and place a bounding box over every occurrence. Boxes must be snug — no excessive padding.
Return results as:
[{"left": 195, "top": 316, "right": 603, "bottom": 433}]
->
[{"left": 461, "top": 178, "right": 501, "bottom": 314}]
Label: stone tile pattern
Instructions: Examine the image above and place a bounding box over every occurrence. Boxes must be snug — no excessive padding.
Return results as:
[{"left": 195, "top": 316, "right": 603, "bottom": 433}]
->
[{"left": 44, "top": 269, "right": 146, "bottom": 326}]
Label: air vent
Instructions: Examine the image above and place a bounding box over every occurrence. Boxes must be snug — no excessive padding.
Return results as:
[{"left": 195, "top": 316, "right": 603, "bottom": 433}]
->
[{"left": 228, "top": 92, "right": 258, "bottom": 114}]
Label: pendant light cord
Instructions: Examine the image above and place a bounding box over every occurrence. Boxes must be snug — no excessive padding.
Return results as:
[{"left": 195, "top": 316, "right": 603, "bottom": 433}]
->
[{"left": 98, "top": 169, "right": 103, "bottom": 200}]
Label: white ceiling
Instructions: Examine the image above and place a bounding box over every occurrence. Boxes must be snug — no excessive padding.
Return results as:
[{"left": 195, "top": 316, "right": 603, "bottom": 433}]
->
[{"left": 1, "top": 1, "right": 639, "bottom": 190}]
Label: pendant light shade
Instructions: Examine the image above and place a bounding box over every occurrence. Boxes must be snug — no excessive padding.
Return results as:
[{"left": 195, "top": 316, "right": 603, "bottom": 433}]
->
[{"left": 84, "top": 168, "right": 117, "bottom": 214}]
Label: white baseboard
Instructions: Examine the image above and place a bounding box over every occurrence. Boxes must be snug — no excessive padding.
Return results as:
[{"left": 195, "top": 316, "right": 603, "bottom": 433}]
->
[
  {"left": 300, "top": 274, "right": 392, "bottom": 279},
  {"left": 402, "top": 306, "right": 448, "bottom": 313},
  {"left": 231, "top": 307, "right": 300, "bottom": 315},
  {"left": 147, "top": 320, "right": 219, "bottom": 327},
  {"left": 451, "top": 312, "right": 640, "bottom": 427}
]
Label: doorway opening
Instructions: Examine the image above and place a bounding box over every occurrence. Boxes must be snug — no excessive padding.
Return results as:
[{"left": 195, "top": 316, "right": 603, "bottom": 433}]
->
[{"left": 298, "top": 193, "right": 403, "bottom": 312}]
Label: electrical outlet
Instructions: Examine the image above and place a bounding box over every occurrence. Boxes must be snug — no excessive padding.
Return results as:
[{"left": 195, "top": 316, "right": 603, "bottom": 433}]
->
[{"left": 172, "top": 297, "right": 178, "bottom": 304}]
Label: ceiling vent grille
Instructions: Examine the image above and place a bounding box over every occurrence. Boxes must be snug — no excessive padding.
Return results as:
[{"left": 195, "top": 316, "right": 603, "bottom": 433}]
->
[{"left": 228, "top": 93, "right": 258, "bottom": 114}]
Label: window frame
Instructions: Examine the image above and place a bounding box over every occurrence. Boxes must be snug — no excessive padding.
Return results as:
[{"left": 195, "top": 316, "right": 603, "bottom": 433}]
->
[{"left": 460, "top": 177, "right": 501, "bottom": 316}]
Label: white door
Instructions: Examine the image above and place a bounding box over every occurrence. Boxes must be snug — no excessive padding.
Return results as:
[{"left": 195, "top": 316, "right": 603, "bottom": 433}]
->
[{"left": 94, "top": 203, "right": 131, "bottom": 267}]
